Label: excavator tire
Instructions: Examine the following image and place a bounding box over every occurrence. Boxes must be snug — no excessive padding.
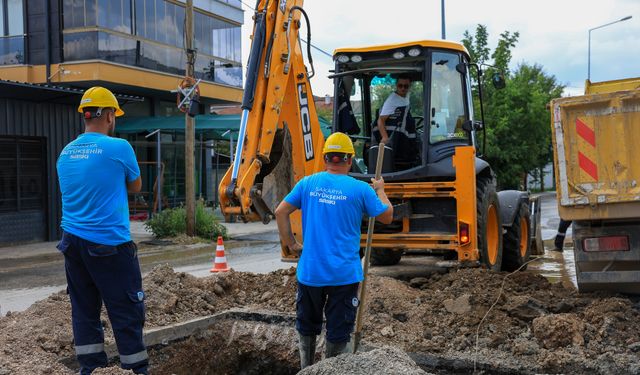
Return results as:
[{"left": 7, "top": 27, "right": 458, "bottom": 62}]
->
[
  {"left": 370, "top": 248, "right": 403, "bottom": 266},
  {"left": 501, "top": 201, "right": 531, "bottom": 272},
  {"left": 476, "top": 175, "right": 503, "bottom": 271}
]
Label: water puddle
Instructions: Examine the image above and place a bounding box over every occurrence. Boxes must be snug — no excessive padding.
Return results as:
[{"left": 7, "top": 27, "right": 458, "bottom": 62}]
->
[{"left": 528, "top": 244, "right": 577, "bottom": 290}]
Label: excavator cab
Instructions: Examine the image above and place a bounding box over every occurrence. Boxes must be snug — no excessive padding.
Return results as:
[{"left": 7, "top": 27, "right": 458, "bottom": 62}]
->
[
  {"left": 331, "top": 41, "right": 474, "bottom": 178},
  {"left": 327, "top": 41, "right": 532, "bottom": 270}
]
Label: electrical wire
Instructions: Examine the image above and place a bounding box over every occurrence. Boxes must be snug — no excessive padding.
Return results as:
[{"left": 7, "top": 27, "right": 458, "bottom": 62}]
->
[
  {"left": 472, "top": 256, "right": 543, "bottom": 373},
  {"left": 240, "top": 0, "right": 333, "bottom": 60}
]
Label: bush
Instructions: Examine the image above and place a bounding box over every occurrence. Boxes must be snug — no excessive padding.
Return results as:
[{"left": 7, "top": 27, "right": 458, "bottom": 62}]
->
[{"left": 145, "top": 201, "right": 227, "bottom": 240}]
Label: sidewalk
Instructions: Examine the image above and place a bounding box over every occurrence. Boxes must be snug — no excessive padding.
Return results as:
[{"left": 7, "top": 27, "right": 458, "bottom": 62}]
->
[{"left": 0, "top": 220, "right": 277, "bottom": 261}]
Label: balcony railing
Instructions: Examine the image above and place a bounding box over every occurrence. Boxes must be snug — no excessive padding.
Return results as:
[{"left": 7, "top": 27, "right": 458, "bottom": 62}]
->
[{"left": 0, "top": 36, "right": 25, "bottom": 65}]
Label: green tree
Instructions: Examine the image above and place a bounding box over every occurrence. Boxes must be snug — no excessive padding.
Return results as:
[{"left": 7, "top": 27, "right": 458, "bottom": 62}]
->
[{"left": 462, "top": 25, "right": 564, "bottom": 189}]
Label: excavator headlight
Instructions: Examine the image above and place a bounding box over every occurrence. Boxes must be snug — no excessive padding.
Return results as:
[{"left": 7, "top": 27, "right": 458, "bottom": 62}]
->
[
  {"left": 350, "top": 54, "right": 362, "bottom": 63},
  {"left": 408, "top": 48, "right": 421, "bottom": 57},
  {"left": 336, "top": 54, "right": 350, "bottom": 63},
  {"left": 392, "top": 51, "right": 405, "bottom": 59}
]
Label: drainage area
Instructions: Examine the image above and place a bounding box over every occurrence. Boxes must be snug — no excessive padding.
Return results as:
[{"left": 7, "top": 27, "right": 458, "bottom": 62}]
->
[{"left": 148, "top": 310, "right": 300, "bottom": 374}]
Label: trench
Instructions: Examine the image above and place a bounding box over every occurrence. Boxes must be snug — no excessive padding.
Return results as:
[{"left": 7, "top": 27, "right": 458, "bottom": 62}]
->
[{"left": 60, "top": 309, "right": 530, "bottom": 375}]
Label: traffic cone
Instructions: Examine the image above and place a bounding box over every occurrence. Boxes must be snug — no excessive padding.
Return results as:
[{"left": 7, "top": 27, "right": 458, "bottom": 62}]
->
[{"left": 210, "top": 236, "right": 230, "bottom": 273}]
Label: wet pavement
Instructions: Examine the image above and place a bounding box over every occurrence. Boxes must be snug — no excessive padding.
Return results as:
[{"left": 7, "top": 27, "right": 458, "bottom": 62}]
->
[
  {"left": 0, "top": 192, "right": 576, "bottom": 314},
  {"left": 0, "top": 225, "right": 286, "bottom": 314}
]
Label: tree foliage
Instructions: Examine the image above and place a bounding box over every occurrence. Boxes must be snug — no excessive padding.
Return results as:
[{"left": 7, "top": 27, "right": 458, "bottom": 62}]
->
[{"left": 462, "top": 25, "right": 564, "bottom": 189}]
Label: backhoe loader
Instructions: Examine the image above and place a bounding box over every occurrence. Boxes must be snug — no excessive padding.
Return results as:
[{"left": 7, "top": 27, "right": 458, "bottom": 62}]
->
[{"left": 219, "top": 0, "right": 536, "bottom": 271}]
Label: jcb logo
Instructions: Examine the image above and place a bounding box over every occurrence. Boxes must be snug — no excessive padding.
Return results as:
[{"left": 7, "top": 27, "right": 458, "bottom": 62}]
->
[{"left": 297, "top": 83, "right": 314, "bottom": 161}]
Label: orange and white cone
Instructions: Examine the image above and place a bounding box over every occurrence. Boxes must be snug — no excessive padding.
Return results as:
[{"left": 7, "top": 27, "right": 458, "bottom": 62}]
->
[{"left": 210, "top": 236, "right": 230, "bottom": 273}]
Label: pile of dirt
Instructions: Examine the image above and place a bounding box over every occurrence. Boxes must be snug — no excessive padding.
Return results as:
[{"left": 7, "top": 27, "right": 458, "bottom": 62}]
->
[
  {"left": 1, "top": 264, "right": 639, "bottom": 374},
  {"left": 359, "top": 268, "right": 640, "bottom": 374},
  {"left": 143, "top": 264, "right": 297, "bottom": 326},
  {"left": 299, "top": 346, "right": 431, "bottom": 375}
]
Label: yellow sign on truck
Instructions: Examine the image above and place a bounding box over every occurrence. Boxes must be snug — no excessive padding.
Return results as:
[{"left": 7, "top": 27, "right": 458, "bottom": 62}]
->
[{"left": 550, "top": 77, "right": 640, "bottom": 293}]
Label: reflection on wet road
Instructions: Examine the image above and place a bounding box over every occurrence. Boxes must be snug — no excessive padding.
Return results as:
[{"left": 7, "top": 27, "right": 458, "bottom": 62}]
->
[
  {"left": 528, "top": 246, "right": 577, "bottom": 290},
  {"left": 0, "top": 232, "right": 288, "bottom": 314}
]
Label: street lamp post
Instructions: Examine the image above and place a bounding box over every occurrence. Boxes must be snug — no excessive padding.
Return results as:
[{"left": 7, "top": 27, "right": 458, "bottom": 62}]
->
[
  {"left": 441, "top": 0, "right": 446, "bottom": 39},
  {"left": 588, "top": 15, "right": 632, "bottom": 81}
]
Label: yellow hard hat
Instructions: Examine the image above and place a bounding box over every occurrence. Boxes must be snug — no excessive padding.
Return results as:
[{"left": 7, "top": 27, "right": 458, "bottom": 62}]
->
[
  {"left": 323, "top": 132, "right": 355, "bottom": 156},
  {"left": 77, "top": 86, "right": 124, "bottom": 117}
]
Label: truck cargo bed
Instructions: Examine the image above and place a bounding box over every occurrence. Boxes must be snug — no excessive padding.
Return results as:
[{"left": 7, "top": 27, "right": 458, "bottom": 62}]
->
[{"left": 551, "top": 87, "right": 640, "bottom": 221}]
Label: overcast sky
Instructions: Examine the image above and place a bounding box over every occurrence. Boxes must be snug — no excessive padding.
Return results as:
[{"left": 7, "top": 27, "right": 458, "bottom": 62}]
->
[{"left": 240, "top": 0, "right": 640, "bottom": 97}]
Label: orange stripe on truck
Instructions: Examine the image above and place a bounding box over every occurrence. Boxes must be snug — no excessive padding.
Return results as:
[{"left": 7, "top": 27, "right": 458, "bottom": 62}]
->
[
  {"left": 578, "top": 151, "right": 598, "bottom": 181},
  {"left": 576, "top": 117, "right": 598, "bottom": 181},
  {"left": 576, "top": 118, "right": 596, "bottom": 147}
]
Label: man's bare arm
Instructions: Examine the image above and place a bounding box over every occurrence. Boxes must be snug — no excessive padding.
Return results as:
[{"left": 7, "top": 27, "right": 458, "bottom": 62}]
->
[
  {"left": 275, "top": 201, "right": 302, "bottom": 253},
  {"left": 127, "top": 176, "right": 142, "bottom": 193},
  {"left": 377, "top": 115, "right": 390, "bottom": 144},
  {"left": 371, "top": 177, "right": 393, "bottom": 224}
]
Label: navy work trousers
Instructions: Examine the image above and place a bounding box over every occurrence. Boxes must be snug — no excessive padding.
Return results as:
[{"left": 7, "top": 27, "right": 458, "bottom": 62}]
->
[
  {"left": 296, "top": 282, "right": 359, "bottom": 343},
  {"left": 57, "top": 231, "right": 148, "bottom": 375}
]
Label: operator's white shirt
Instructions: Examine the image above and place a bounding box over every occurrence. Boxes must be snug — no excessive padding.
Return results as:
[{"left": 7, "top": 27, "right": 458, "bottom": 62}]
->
[{"left": 380, "top": 92, "right": 410, "bottom": 116}]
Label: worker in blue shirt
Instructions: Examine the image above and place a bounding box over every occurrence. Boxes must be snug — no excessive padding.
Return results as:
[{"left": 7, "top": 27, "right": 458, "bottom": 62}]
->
[
  {"left": 275, "top": 132, "right": 393, "bottom": 368},
  {"left": 56, "top": 87, "right": 147, "bottom": 374}
]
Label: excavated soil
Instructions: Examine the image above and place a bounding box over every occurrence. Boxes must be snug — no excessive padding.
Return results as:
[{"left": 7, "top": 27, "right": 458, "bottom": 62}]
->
[
  {"left": 1, "top": 264, "right": 640, "bottom": 374},
  {"left": 299, "top": 346, "right": 432, "bottom": 374}
]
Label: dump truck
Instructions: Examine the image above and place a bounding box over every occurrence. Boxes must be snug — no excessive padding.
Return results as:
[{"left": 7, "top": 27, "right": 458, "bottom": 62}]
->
[
  {"left": 219, "top": 0, "right": 536, "bottom": 272},
  {"left": 550, "top": 77, "right": 640, "bottom": 293}
]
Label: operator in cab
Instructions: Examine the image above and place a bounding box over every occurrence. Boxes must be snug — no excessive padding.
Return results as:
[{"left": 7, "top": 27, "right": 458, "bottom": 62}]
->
[
  {"left": 372, "top": 74, "right": 419, "bottom": 168},
  {"left": 274, "top": 132, "right": 393, "bottom": 369}
]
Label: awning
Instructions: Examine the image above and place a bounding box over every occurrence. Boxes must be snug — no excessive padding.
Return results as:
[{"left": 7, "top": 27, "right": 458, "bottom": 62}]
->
[{"left": 117, "top": 113, "right": 332, "bottom": 140}]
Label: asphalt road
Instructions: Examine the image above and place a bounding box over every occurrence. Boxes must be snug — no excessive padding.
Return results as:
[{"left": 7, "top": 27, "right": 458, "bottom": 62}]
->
[{"left": 0, "top": 192, "right": 573, "bottom": 314}]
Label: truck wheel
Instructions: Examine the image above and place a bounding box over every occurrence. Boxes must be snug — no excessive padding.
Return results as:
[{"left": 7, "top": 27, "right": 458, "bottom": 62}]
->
[
  {"left": 502, "top": 201, "right": 531, "bottom": 271},
  {"left": 370, "top": 248, "right": 403, "bottom": 266},
  {"left": 477, "top": 176, "right": 503, "bottom": 271}
]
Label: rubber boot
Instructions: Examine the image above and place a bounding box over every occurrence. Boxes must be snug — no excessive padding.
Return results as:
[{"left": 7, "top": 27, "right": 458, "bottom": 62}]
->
[
  {"left": 298, "top": 334, "right": 316, "bottom": 369},
  {"left": 325, "top": 340, "right": 348, "bottom": 358},
  {"left": 553, "top": 233, "right": 565, "bottom": 251}
]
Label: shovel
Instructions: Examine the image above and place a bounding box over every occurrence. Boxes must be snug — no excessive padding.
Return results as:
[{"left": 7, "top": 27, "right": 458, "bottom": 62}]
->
[{"left": 352, "top": 142, "right": 386, "bottom": 353}]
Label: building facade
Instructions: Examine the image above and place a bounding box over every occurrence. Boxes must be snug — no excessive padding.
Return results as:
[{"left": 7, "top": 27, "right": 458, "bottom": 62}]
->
[
  {"left": 0, "top": 0, "right": 244, "bottom": 244},
  {"left": 0, "top": 0, "right": 243, "bottom": 113}
]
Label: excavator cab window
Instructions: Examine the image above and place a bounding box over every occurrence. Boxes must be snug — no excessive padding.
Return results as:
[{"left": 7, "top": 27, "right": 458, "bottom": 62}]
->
[{"left": 429, "top": 52, "right": 467, "bottom": 144}]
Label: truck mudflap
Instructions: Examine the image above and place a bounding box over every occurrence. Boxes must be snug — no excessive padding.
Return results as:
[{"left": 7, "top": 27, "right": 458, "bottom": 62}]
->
[{"left": 572, "top": 220, "right": 640, "bottom": 294}]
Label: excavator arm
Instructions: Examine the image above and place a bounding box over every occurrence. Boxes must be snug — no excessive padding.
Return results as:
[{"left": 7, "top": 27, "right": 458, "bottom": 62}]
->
[{"left": 218, "top": 0, "right": 325, "bottom": 259}]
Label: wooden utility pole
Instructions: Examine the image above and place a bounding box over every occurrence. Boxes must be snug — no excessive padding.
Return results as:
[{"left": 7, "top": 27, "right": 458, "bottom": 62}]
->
[{"left": 185, "top": 0, "right": 196, "bottom": 236}]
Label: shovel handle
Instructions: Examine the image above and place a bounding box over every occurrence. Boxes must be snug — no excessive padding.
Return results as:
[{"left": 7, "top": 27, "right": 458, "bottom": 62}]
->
[{"left": 352, "top": 142, "right": 385, "bottom": 353}]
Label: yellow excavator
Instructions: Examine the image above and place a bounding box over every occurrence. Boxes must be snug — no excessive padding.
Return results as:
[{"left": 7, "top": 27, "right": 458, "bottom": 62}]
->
[{"left": 219, "top": 0, "right": 537, "bottom": 271}]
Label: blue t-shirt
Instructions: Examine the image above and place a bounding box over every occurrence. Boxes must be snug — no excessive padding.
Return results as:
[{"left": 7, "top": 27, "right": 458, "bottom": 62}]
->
[
  {"left": 57, "top": 132, "right": 140, "bottom": 245},
  {"left": 284, "top": 172, "right": 388, "bottom": 287}
]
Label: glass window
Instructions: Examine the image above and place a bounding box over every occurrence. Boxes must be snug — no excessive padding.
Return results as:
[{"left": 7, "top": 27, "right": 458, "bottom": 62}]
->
[
  {"left": 0, "top": 36, "right": 25, "bottom": 64},
  {"left": 429, "top": 52, "right": 467, "bottom": 144},
  {"left": 7, "top": 0, "right": 24, "bottom": 36},
  {"left": 63, "top": 0, "right": 98, "bottom": 29},
  {"left": 98, "top": 32, "right": 136, "bottom": 65},
  {"left": 0, "top": 3, "right": 4, "bottom": 35},
  {"left": 86, "top": 0, "right": 96, "bottom": 26},
  {"left": 144, "top": 0, "right": 155, "bottom": 40},
  {"left": 63, "top": 31, "right": 98, "bottom": 61},
  {"left": 98, "top": 0, "right": 132, "bottom": 33},
  {"left": 155, "top": 0, "right": 165, "bottom": 44},
  {"left": 175, "top": 4, "right": 185, "bottom": 48},
  {"left": 135, "top": 0, "right": 145, "bottom": 37},
  {"left": 232, "top": 27, "right": 240, "bottom": 62}
]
